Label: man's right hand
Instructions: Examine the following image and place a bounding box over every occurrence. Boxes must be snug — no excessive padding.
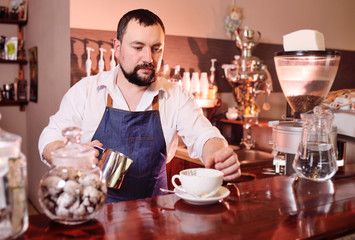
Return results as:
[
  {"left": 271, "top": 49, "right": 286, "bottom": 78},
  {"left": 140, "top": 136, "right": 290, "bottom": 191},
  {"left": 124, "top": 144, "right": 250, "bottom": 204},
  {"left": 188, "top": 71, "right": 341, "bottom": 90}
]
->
[
  {"left": 42, "top": 140, "right": 65, "bottom": 165},
  {"left": 84, "top": 140, "right": 103, "bottom": 164}
]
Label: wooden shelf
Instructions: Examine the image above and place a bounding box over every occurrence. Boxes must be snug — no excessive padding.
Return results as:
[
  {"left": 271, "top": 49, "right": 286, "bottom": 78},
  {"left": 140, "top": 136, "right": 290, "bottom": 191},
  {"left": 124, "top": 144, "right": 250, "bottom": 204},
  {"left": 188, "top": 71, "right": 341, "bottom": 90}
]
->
[
  {"left": 196, "top": 98, "right": 221, "bottom": 108},
  {"left": 0, "top": 59, "right": 27, "bottom": 64},
  {"left": 0, "top": 18, "right": 27, "bottom": 25},
  {"left": 217, "top": 118, "right": 276, "bottom": 128},
  {"left": 0, "top": 100, "right": 28, "bottom": 111}
]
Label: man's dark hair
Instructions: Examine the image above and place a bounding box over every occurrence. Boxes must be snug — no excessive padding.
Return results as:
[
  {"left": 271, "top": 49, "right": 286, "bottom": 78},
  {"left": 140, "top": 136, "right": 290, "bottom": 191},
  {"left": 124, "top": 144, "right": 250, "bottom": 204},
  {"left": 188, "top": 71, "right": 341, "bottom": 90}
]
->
[{"left": 117, "top": 9, "right": 165, "bottom": 41}]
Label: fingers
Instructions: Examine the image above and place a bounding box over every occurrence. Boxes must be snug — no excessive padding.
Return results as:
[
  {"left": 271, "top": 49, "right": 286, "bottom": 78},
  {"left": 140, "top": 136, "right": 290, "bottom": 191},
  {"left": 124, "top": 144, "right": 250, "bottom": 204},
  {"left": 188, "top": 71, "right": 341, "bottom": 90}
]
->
[
  {"left": 84, "top": 140, "right": 103, "bottom": 148},
  {"left": 215, "top": 157, "right": 241, "bottom": 181},
  {"left": 213, "top": 147, "right": 235, "bottom": 163},
  {"left": 204, "top": 157, "right": 215, "bottom": 169},
  {"left": 83, "top": 140, "right": 103, "bottom": 155},
  {"left": 220, "top": 162, "right": 241, "bottom": 181},
  {"left": 83, "top": 140, "right": 103, "bottom": 164},
  {"left": 93, "top": 148, "right": 100, "bottom": 158},
  {"left": 212, "top": 147, "right": 241, "bottom": 181}
]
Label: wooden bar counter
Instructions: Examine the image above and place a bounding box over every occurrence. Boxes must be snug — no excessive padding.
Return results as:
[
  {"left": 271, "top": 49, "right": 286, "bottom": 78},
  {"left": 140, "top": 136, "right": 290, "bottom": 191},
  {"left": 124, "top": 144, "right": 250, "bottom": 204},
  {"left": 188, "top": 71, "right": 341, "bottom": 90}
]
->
[{"left": 20, "top": 167, "right": 355, "bottom": 239}]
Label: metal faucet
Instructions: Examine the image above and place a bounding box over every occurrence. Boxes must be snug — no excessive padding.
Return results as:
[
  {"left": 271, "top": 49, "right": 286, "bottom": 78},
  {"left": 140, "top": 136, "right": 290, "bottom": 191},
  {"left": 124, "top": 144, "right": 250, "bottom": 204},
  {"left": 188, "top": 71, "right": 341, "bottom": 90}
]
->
[{"left": 240, "top": 122, "right": 255, "bottom": 150}]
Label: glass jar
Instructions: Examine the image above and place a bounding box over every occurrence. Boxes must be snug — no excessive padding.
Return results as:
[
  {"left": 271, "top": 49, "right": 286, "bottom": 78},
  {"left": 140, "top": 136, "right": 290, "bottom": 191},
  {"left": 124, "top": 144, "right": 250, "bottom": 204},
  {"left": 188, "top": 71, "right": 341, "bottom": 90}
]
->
[
  {"left": 38, "top": 127, "right": 107, "bottom": 225},
  {"left": 293, "top": 106, "right": 338, "bottom": 181},
  {"left": 0, "top": 127, "right": 28, "bottom": 239}
]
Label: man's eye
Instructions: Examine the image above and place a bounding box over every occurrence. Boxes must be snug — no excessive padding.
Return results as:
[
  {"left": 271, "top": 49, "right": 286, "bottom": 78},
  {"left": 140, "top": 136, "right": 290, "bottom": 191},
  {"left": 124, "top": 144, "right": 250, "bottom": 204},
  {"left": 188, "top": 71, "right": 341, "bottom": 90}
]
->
[
  {"left": 134, "top": 46, "right": 143, "bottom": 50},
  {"left": 153, "top": 48, "right": 162, "bottom": 53}
]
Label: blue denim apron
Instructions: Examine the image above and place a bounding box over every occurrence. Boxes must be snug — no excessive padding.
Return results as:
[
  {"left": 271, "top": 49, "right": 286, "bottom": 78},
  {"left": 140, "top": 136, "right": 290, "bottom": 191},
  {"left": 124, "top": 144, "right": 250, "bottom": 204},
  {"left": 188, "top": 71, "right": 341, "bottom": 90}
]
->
[{"left": 92, "top": 94, "right": 167, "bottom": 203}]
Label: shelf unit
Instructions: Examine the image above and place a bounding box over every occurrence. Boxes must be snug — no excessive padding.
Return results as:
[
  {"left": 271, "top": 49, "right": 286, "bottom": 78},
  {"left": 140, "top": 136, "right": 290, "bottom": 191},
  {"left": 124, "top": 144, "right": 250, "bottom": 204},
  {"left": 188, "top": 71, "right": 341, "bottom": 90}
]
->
[
  {"left": 0, "top": 59, "right": 27, "bottom": 64},
  {"left": 196, "top": 98, "right": 221, "bottom": 120},
  {"left": 0, "top": 18, "right": 28, "bottom": 111}
]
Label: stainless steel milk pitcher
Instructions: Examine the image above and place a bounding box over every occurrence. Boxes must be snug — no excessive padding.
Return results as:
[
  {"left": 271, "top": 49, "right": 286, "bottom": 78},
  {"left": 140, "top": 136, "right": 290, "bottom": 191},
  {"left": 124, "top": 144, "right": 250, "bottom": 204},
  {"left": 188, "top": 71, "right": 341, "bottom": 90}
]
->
[{"left": 95, "top": 146, "right": 133, "bottom": 189}]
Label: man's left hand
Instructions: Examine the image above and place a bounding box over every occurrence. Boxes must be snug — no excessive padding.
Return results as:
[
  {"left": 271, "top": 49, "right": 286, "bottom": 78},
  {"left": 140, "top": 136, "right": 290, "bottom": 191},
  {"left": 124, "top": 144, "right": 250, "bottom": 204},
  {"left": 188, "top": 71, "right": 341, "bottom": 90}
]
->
[
  {"left": 203, "top": 138, "right": 241, "bottom": 182},
  {"left": 205, "top": 146, "right": 241, "bottom": 181}
]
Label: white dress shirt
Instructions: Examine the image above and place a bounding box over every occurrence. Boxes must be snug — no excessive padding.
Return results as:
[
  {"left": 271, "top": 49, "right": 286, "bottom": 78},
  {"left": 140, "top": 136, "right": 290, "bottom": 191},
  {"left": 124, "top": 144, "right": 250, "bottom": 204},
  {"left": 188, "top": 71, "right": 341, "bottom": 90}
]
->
[{"left": 38, "top": 65, "right": 226, "bottom": 164}]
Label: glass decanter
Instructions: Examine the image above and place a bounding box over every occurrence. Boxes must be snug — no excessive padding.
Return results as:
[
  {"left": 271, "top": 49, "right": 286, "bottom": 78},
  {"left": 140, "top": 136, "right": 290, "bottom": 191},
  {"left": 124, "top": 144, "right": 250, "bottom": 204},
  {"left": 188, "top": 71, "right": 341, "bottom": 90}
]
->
[
  {"left": 0, "top": 127, "right": 28, "bottom": 239},
  {"left": 38, "top": 127, "right": 107, "bottom": 225},
  {"left": 293, "top": 106, "right": 338, "bottom": 181}
]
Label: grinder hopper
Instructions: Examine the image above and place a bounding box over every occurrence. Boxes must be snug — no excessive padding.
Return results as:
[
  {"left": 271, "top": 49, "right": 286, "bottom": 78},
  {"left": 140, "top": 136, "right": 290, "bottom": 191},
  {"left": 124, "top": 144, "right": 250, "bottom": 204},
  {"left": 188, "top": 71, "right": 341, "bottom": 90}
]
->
[{"left": 274, "top": 51, "right": 340, "bottom": 118}]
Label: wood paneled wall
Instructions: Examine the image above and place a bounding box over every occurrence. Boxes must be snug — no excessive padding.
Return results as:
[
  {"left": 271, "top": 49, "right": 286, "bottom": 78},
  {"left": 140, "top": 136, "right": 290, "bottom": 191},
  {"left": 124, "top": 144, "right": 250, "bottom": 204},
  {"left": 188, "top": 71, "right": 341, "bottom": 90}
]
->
[{"left": 71, "top": 28, "right": 355, "bottom": 93}]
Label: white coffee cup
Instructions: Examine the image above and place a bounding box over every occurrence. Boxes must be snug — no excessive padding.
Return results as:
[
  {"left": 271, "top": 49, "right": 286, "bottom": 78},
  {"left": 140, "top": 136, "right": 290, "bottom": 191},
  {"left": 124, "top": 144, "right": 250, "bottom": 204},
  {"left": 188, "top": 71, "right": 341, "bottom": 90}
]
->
[{"left": 172, "top": 168, "right": 223, "bottom": 198}]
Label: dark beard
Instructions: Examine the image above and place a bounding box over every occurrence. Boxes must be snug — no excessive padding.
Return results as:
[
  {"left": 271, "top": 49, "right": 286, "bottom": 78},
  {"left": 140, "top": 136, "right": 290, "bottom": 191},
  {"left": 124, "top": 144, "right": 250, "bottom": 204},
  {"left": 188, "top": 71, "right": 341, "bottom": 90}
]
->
[{"left": 120, "top": 63, "right": 156, "bottom": 86}]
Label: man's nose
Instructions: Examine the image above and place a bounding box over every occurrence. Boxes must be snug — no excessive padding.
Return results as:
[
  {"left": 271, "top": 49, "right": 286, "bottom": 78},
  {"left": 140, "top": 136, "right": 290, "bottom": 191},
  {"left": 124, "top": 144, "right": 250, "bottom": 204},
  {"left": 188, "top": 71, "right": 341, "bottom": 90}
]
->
[{"left": 142, "top": 48, "right": 153, "bottom": 63}]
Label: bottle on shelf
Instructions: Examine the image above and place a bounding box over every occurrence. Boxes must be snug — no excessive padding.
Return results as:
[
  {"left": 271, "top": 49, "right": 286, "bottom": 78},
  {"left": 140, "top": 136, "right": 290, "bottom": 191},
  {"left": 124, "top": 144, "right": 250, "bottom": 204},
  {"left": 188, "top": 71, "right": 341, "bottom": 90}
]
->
[
  {"left": 110, "top": 49, "right": 116, "bottom": 70},
  {"left": 158, "top": 64, "right": 170, "bottom": 81},
  {"left": 190, "top": 72, "right": 200, "bottom": 98},
  {"left": 208, "top": 59, "right": 218, "bottom": 99},
  {"left": 85, "top": 47, "right": 94, "bottom": 77},
  {"left": 98, "top": 48, "right": 106, "bottom": 73},
  {"left": 0, "top": 36, "right": 5, "bottom": 59},
  {"left": 200, "top": 72, "right": 209, "bottom": 99},
  {"left": 182, "top": 71, "right": 191, "bottom": 92},
  {"left": 171, "top": 65, "right": 182, "bottom": 86}
]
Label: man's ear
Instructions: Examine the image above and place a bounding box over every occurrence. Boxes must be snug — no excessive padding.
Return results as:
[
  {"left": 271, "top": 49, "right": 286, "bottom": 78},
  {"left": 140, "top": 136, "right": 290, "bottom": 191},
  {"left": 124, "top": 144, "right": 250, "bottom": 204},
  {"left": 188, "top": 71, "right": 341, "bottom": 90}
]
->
[{"left": 113, "top": 38, "right": 121, "bottom": 59}]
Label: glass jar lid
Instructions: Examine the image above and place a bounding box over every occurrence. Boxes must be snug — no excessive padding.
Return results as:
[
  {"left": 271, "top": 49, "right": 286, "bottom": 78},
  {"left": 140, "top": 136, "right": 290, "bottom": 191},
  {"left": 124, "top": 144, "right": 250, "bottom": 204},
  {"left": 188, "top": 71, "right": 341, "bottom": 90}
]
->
[
  {"left": 0, "top": 127, "right": 21, "bottom": 157},
  {"left": 51, "top": 127, "right": 95, "bottom": 167}
]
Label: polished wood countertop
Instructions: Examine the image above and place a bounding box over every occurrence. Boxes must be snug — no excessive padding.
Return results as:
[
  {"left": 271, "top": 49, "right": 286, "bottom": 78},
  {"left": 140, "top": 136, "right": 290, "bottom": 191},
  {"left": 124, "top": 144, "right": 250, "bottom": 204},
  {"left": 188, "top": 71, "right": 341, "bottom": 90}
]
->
[{"left": 20, "top": 166, "right": 355, "bottom": 240}]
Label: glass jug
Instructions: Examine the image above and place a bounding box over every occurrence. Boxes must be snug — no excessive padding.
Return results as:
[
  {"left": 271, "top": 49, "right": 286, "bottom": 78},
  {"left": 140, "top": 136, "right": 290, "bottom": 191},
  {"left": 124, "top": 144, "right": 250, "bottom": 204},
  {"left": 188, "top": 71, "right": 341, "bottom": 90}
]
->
[
  {"left": 38, "top": 127, "right": 107, "bottom": 225},
  {"left": 293, "top": 106, "right": 338, "bottom": 181},
  {"left": 0, "top": 127, "right": 28, "bottom": 239}
]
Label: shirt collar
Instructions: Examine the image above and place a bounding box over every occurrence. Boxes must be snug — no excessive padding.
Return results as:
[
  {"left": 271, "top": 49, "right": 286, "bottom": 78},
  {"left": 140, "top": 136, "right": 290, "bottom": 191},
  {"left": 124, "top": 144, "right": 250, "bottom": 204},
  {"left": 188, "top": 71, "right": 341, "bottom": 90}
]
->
[
  {"left": 149, "top": 77, "right": 169, "bottom": 99},
  {"left": 96, "top": 65, "right": 119, "bottom": 92}
]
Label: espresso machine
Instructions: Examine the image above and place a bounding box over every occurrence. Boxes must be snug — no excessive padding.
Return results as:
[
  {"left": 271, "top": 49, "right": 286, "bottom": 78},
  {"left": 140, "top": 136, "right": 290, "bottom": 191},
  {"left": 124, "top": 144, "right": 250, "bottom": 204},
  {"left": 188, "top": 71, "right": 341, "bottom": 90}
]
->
[
  {"left": 223, "top": 27, "right": 272, "bottom": 120},
  {"left": 271, "top": 50, "right": 341, "bottom": 175},
  {"left": 223, "top": 27, "right": 272, "bottom": 149}
]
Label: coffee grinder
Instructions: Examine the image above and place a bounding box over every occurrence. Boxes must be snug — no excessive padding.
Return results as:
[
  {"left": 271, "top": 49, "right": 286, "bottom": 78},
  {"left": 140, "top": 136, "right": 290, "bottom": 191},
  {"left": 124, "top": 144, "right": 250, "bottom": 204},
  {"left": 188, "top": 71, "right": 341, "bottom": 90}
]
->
[{"left": 271, "top": 51, "right": 341, "bottom": 175}]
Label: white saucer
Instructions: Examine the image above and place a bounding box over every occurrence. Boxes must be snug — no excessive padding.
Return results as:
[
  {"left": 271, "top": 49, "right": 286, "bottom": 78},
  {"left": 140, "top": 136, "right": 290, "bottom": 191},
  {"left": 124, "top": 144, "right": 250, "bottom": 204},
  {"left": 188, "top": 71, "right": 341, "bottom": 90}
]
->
[{"left": 174, "top": 186, "right": 230, "bottom": 205}]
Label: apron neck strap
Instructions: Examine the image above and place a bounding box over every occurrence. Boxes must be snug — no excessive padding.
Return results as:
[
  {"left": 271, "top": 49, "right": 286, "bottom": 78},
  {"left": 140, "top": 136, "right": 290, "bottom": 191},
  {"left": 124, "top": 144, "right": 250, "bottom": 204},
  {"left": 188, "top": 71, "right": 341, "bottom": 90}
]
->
[
  {"left": 106, "top": 94, "right": 159, "bottom": 110},
  {"left": 152, "top": 95, "right": 159, "bottom": 111},
  {"left": 107, "top": 94, "right": 113, "bottom": 108}
]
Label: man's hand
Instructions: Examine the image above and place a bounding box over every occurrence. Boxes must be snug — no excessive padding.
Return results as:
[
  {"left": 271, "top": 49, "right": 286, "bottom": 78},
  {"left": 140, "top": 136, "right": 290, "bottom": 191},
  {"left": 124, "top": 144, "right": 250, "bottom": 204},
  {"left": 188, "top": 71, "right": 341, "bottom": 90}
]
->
[
  {"left": 83, "top": 140, "right": 103, "bottom": 164},
  {"left": 42, "top": 140, "right": 65, "bottom": 165},
  {"left": 203, "top": 138, "right": 241, "bottom": 182}
]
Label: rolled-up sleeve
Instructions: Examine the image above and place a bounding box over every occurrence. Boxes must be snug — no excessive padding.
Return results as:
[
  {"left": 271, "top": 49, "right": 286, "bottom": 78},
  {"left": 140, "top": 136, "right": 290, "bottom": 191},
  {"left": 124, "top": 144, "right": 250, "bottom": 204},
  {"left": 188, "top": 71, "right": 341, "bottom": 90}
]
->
[
  {"left": 175, "top": 89, "right": 226, "bottom": 162},
  {"left": 38, "top": 80, "right": 88, "bottom": 162}
]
